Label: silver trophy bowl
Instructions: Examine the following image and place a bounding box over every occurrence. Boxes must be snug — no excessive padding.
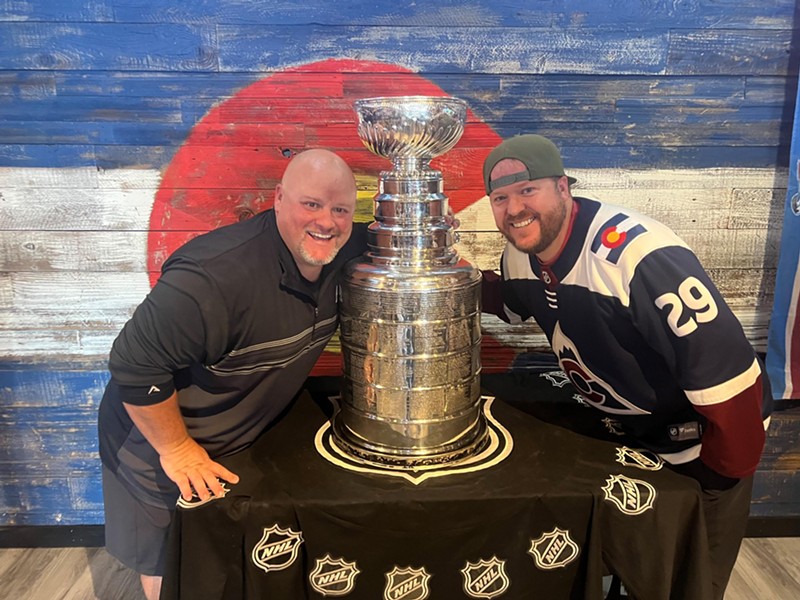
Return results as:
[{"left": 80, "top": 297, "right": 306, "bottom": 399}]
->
[
  {"left": 354, "top": 96, "right": 468, "bottom": 171},
  {"left": 333, "top": 96, "right": 486, "bottom": 465}
]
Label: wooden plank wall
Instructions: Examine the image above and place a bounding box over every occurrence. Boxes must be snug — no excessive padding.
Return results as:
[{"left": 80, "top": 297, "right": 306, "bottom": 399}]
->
[{"left": 0, "top": 1, "right": 798, "bottom": 525}]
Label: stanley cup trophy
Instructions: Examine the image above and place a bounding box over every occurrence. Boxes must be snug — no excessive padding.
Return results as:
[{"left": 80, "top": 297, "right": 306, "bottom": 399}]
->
[{"left": 332, "top": 96, "right": 488, "bottom": 465}]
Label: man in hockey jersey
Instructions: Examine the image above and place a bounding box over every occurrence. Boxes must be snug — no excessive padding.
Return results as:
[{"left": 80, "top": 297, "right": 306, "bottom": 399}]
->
[
  {"left": 480, "top": 134, "right": 772, "bottom": 599},
  {"left": 98, "top": 149, "right": 367, "bottom": 600}
]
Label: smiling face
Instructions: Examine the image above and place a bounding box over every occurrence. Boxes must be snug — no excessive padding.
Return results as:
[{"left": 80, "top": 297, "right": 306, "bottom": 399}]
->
[
  {"left": 274, "top": 149, "right": 357, "bottom": 281},
  {"left": 488, "top": 158, "right": 573, "bottom": 262}
]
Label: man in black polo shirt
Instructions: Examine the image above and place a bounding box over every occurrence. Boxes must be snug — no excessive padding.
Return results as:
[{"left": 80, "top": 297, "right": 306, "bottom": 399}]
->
[{"left": 98, "top": 149, "right": 367, "bottom": 600}]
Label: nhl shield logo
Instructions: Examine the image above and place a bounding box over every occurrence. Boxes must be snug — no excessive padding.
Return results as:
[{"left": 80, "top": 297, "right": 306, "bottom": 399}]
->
[
  {"left": 251, "top": 524, "right": 304, "bottom": 573},
  {"left": 461, "top": 556, "right": 510, "bottom": 599},
  {"left": 528, "top": 527, "right": 580, "bottom": 570},
  {"left": 615, "top": 446, "right": 663, "bottom": 471},
  {"left": 309, "top": 554, "right": 360, "bottom": 596},
  {"left": 175, "top": 481, "right": 230, "bottom": 509},
  {"left": 383, "top": 566, "right": 431, "bottom": 600},
  {"left": 602, "top": 474, "right": 657, "bottom": 515}
]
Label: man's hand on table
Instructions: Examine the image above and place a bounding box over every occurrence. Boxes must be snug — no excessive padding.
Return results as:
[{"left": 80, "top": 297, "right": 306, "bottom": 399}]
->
[{"left": 160, "top": 436, "right": 240, "bottom": 501}]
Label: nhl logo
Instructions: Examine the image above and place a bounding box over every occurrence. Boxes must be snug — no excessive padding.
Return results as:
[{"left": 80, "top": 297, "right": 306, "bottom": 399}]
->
[
  {"left": 251, "top": 524, "right": 304, "bottom": 573},
  {"left": 528, "top": 527, "right": 580, "bottom": 570},
  {"left": 602, "top": 474, "right": 657, "bottom": 515},
  {"left": 461, "top": 556, "right": 510, "bottom": 599},
  {"left": 383, "top": 566, "right": 431, "bottom": 600},
  {"left": 175, "top": 481, "right": 230, "bottom": 509},
  {"left": 615, "top": 446, "right": 663, "bottom": 471},
  {"left": 309, "top": 554, "right": 360, "bottom": 596}
]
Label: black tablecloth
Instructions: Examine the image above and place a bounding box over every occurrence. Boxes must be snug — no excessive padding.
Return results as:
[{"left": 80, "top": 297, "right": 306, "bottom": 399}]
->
[{"left": 162, "top": 372, "right": 713, "bottom": 600}]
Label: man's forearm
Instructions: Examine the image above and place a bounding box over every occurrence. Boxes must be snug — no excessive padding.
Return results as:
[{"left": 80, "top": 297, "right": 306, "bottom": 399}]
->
[
  {"left": 123, "top": 391, "right": 191, "bottom": 455},
  {"left": 123, "top": 392, "right": 239, "bottom": 500}
]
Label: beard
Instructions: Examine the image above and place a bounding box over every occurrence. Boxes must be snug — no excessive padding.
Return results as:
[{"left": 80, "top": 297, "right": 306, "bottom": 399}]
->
[
  {"left": 503, "top": 200, "right": 568, "bottom": 256},
  {"left": 297, "top": 239, "right": 342, "bottom": 267}
]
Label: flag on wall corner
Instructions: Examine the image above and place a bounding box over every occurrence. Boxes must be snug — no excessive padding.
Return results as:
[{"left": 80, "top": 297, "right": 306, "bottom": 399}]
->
[{"left": 766, "top": 74, "right": 800, "bottom": 400}]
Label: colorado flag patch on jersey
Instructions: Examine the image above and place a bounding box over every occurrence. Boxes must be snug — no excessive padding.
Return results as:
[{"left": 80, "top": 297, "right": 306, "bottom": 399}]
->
[{"left": 590, "top": 213, "right": 647, "bottom": 264}]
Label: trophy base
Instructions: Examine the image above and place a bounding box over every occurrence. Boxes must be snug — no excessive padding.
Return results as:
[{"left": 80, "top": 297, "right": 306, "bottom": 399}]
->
[{"left": 331, "top": 410, "right": 490, "bottom": 467}]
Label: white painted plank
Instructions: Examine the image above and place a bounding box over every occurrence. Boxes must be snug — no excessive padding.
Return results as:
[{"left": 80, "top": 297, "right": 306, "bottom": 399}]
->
[
  {"left": 2, "top": 271, "right": 151, "bottom": 311},
  {"left": 0, "top": 167, "right": 100, "bottom": 189},
  {"left": 0, "top": 187, "right": 156, "bottom": 230},
  {"left": 96, "top": 167, "right": 163, "bottom": 189},
  {"left": 0, "top": 231, "right": 149, "bottom": 270},
  {"left": 0, "top": 329, "right": 120, "bottom": 360},
  {"left": 568, "top": 167, "right": 787, "bottom": 189}
]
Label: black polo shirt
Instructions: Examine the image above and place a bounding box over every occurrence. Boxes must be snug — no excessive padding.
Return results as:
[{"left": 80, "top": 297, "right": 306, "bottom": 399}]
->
[{"left": 98, "top": 209, "right": 368, "bottom": 507}]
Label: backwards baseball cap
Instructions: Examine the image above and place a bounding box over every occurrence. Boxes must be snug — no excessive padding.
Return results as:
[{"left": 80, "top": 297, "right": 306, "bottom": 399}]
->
[{"left": 483, "top": 134, "right": 576, "bottom": 195}]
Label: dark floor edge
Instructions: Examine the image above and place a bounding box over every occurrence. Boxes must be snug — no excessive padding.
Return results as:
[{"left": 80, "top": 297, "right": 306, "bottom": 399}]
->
[
  {"left": 1, "top": 518, "right": 798, "bottom": 548},
  {"left": 745, "top": 517, "right": 800, "bottom": 538},
  {"left": 0, "top": 525, "right": 105, "bottom": 548}
]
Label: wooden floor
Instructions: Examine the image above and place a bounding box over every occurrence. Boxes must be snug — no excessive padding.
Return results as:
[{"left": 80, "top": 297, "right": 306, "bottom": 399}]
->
[{"left": 0, "top": 538, "right": 798, "bottom": 599}]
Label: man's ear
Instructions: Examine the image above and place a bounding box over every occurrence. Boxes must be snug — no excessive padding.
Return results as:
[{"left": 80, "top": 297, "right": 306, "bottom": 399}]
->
[
  {"left": 557, "top": 176, "right": 570, "bottom": 195},
  {"left": 273, "top": 183, "right": 283, "bottom": 211}
]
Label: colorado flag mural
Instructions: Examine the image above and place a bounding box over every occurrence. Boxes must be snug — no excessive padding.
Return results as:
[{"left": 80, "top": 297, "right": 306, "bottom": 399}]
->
[{"left": 0, "top": 0, "right": 796, "bottom": 527}]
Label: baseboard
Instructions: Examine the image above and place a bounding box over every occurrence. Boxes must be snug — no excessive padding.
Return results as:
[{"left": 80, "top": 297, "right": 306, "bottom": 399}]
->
[
  {"left": 0, "top": 517, "right": 797, "bottom": 548},
  {"left": 0, "top": 525, "right": 104, "bottom": 548},
  {"left": 745, "top": 517, "right": 800, "bottom": 537}
]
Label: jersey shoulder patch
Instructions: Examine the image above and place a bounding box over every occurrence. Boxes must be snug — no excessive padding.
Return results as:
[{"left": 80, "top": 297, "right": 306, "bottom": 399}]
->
[
  {"left": 587, "top": 205, "right": 688, "bottom": 268},
  {"left": 590, "top": 211, "right": 648, "bottom": 264}
]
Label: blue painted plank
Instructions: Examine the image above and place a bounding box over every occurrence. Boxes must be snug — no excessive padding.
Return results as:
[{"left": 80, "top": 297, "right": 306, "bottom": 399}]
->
[
  {"left": 52, "top": 70, "right": 258, "bottom": 98},
  {"left": 464, "top": 74, "right": 747, "bottom": 102},
  {"left": 0, "top": 369, "right": 108, "bottom": 408},
  {"left": 552, "top": 0, "right": 795, "bottom": 29},
  {"left": 0, "top": 1, "right": 114, "bottom": 22},
  {"left": 612, "top": 100, "right": 785, "bottom": 145},
  {"left": 0, "top": 140, "right": 788, "bottom": 170},
  {"left": 0, "top": 71, "right": 746, "bottom": 102},
  {"left": 10, "top": 0, "right": 792, "bottom": 29},
  {"left": 0, "top": 142, "right": 178, "bottom": 168},
  {"left": 0, "top": 144, "right": 96, "bottom": 166},
  {"left": 0, "top": 410, "right": 99, "bottom": 466},
  {"left": 36, "top": 1, "right": 558, "bottom": 27},
  {"left": 216, "top": 25, "right": 670, "bottom": 75},
  {"left": 0, "top": 121, "right": 178, "bottom": 145},
  {"left": 69, "top": 473, "right": 104, "bottom": 512},
  {"left": 0, "top": 72, "right": 56, "bottom": 98},
  {"left": 1, "top": 477, "right": 104, "bottom": 525},
  {"left": 0, "top": 23, "right": 218, "bottom": 71},
  {"left": 0, "top": 120, "right": 308, "bottom": 146},
  {"left": 0, "top": 74, "right": 778, "bottom": 146},
  {"left": 615, "top": 99, "right": 785, "bottom": 123},
  {"left": 0, "top": 478, "right": 73, "bottom": 521},
  {"left": 745, "top": 76, "right": 800, "bottom": 103},
  {"left": 93, "top": 144, "right": 178, "bottom": 169},
  {"left": 0, "top": 96, "right": 181, "bottom": 122},
  {"left": 668, "top": 29, "right": 793, "bottom": 76}
]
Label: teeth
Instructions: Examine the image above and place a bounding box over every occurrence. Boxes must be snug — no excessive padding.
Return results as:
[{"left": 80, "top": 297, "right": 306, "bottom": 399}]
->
[
  {"left": 511, "top": 217, "right": 534, "bottom": 228},
  {"left": 308, "top": 232, "right": 333, "bottom": 240}
]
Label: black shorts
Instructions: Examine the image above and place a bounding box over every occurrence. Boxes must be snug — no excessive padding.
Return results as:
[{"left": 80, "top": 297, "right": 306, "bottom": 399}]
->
[{"left": 102, "top": 465, "right": 174, "bottom": 577}]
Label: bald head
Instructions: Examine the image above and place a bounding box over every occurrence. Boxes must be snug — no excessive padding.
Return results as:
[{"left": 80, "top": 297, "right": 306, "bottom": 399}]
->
[
  {"left": 273, "top": 149, "right": 357, "bottom": 281},
  {"left": 281, "top": 149, "right": 356, "bottom": 195}
]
